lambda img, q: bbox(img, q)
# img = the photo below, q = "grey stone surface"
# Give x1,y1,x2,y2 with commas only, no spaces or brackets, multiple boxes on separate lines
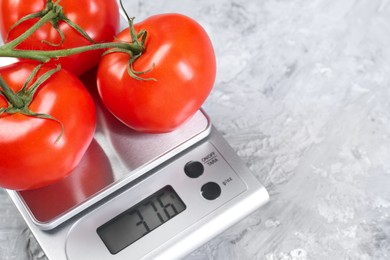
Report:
1,0,390,259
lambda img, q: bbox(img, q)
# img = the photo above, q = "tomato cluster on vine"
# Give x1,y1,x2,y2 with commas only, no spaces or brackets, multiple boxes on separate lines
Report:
0,0,216,190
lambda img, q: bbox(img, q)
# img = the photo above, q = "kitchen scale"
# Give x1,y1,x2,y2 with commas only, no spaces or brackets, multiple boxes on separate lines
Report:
2,54,269,259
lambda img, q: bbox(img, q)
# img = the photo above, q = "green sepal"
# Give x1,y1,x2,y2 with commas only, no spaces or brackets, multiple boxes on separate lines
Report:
0,64,64,143
63,17,96,44
41,24,65,47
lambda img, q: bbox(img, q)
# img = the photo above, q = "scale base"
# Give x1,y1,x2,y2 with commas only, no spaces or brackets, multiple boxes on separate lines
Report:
8,126,268,260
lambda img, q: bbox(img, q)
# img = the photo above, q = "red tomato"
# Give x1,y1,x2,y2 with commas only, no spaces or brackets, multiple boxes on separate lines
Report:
97,14,216,133
0,62,96,190
0,0,119,76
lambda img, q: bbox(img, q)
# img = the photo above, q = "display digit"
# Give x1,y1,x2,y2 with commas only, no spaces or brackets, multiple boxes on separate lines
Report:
144,200,164,223
157,193,178,219
130,209,150,235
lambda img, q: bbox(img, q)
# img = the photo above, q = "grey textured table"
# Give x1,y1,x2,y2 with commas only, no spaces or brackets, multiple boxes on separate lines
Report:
1,0,390,259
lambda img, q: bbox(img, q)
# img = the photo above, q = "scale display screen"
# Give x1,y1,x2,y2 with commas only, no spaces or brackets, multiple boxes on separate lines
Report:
97,186,186,254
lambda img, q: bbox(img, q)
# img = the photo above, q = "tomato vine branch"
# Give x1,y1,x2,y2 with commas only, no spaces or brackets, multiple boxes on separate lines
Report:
0,41,142,63
0,0,144,64
6,0,95,46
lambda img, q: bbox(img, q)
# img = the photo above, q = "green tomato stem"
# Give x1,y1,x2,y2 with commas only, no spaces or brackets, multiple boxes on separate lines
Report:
5,10,58,49
0,75,24,108
0,42,142,63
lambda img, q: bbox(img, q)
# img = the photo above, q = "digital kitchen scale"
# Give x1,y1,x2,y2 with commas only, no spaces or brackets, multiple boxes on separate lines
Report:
2,58,268,259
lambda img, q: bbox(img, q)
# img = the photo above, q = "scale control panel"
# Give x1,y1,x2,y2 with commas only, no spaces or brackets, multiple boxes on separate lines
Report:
65,141,248,259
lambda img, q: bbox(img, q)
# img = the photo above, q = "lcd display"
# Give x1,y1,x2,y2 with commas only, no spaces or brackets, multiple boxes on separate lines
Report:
97,186,186,254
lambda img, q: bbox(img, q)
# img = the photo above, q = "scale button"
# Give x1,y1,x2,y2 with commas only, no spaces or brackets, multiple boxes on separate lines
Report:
201,182,222,200
184,161,204,178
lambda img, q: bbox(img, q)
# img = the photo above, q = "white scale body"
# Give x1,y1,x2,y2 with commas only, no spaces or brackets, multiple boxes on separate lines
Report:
2,64,269,259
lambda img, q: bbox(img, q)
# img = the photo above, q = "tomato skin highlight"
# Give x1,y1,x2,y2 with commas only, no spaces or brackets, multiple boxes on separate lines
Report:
0,0,120,76
97,14,216,133
0,62,96,190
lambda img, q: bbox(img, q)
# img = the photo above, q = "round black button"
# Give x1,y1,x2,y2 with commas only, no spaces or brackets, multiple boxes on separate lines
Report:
201,182,221,200
184,161,204,178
